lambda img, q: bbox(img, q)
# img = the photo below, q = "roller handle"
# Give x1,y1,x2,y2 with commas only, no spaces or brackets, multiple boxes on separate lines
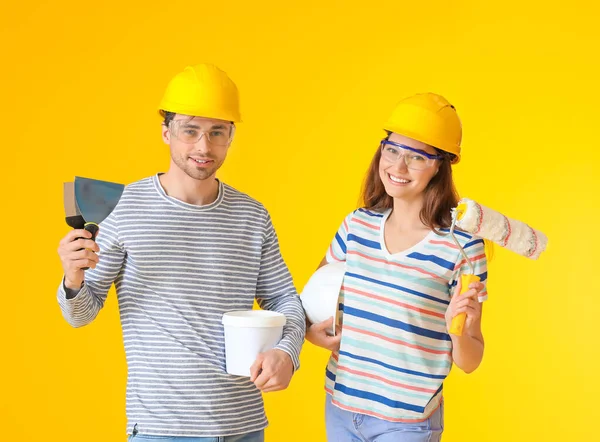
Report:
449,273,481,336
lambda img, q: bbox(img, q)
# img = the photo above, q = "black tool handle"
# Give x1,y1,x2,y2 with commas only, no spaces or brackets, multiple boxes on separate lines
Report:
78,223,99,270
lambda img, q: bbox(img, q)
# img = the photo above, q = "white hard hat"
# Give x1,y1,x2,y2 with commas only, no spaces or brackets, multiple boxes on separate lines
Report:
300,261,346,335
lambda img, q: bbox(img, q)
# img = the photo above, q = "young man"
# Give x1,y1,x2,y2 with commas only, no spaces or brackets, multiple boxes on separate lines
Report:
56,64,305,441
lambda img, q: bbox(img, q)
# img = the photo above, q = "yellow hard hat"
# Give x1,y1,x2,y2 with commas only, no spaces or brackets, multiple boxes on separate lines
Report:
383,92,462,163
159,63,241,123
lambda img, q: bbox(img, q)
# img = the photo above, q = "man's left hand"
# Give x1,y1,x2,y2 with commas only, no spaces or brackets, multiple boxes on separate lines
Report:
249,349,294,393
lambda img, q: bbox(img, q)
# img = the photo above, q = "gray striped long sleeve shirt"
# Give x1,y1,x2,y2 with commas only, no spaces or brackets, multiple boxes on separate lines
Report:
57,174,306,437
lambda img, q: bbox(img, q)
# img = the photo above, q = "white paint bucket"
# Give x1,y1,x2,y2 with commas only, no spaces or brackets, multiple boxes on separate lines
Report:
222,310,287,376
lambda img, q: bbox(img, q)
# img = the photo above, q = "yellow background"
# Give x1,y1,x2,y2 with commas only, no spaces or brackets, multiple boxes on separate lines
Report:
1,1,599,441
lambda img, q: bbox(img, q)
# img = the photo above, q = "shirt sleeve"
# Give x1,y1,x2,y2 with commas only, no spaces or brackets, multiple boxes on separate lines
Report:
325,211,355,263
254,211,305,371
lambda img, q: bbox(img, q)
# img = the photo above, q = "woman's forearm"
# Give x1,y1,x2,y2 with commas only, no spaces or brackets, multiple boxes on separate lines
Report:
451,330,484,373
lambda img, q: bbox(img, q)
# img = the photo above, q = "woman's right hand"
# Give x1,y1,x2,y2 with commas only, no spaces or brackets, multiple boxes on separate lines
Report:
306,317,341,351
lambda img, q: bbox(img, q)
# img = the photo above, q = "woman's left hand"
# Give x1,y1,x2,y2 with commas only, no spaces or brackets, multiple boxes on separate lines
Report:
445,279,485,334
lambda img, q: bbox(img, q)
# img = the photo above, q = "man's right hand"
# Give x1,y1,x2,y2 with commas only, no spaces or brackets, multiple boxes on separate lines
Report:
57,229,100,290
306,317,341,352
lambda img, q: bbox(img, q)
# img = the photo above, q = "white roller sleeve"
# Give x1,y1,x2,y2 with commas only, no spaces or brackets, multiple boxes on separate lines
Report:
455,198,548,260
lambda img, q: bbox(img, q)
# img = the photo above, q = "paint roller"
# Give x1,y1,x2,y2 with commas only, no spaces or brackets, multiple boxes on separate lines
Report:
448,198,548,336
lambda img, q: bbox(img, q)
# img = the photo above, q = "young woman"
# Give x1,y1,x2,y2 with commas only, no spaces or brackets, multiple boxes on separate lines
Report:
307,93,488,442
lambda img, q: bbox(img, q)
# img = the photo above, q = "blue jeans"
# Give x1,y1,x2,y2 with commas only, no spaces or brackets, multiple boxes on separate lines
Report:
127,430,264,442
325,395,443,442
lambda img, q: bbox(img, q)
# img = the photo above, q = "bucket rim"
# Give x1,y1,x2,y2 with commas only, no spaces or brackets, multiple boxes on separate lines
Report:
222,310,287,328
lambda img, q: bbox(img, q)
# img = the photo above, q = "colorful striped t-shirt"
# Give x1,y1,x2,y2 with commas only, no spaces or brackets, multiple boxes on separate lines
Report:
324,207,488,422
